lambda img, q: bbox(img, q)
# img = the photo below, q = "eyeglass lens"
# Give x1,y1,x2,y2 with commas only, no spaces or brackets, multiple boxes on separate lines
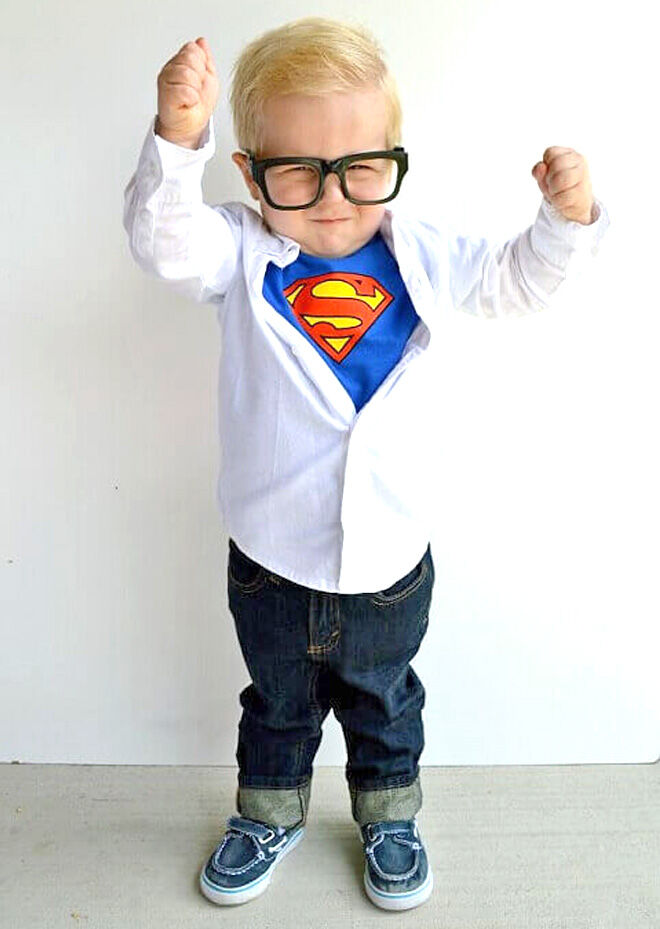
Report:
263,157,398,207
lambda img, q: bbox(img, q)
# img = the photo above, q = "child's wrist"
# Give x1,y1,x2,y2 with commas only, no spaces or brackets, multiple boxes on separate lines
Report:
155,116,205,150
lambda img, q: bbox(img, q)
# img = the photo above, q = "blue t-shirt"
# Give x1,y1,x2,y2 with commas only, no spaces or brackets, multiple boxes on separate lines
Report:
262,230,420,412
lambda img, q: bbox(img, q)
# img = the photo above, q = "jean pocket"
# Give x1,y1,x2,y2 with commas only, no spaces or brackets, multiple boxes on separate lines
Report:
228,539,267,595
369,547,431,607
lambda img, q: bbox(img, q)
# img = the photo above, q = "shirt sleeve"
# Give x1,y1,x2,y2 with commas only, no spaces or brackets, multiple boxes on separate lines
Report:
122,116,240,302
448,195,610,318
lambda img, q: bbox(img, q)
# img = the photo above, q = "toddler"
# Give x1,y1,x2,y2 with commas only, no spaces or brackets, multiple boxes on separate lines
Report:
123,17,609,911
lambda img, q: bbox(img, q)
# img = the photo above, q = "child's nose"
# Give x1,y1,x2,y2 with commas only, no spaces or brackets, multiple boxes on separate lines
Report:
320,172,346,203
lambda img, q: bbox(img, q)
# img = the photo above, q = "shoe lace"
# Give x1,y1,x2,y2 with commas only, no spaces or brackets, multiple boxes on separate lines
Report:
366,820,421,850
211,816,287,875
364,821,422,882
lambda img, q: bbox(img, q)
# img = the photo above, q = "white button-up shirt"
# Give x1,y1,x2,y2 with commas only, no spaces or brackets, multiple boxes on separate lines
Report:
123,116,610,593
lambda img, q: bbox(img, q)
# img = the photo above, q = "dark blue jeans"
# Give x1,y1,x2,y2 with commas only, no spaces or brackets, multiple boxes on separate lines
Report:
227,537,435,828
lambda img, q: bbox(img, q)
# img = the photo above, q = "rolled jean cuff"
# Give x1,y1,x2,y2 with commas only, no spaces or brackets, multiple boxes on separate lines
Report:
349,776,422,826
236,779,311,829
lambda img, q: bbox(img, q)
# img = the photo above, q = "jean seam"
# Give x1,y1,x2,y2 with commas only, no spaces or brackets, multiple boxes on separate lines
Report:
238,776,312,789
369,553,429,607
348,772,420,792
309,663,326,730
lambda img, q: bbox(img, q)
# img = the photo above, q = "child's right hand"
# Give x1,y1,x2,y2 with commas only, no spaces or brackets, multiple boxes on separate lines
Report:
156,37,219,149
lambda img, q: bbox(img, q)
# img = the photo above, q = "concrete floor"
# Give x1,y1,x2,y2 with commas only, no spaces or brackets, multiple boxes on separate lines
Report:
1,762,658,928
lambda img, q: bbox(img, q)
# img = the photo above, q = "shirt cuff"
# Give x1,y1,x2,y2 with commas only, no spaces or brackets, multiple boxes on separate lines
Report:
133,115,216,204
151,114,216,165
538,195,610,256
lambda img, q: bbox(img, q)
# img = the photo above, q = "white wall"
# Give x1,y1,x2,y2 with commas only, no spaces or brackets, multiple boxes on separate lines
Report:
2,0,658,765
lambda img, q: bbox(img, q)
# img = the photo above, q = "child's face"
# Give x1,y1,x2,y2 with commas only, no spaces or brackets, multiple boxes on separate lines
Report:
232,87,391,258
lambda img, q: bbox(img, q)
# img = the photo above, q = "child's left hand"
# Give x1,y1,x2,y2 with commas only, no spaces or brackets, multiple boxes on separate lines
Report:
531,147,595,224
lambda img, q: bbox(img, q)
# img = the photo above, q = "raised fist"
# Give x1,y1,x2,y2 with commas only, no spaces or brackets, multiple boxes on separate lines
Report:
156,37,219,148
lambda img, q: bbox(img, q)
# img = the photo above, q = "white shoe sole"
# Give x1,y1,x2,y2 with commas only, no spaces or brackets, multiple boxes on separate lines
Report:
364,864,434,911
199,826,304,906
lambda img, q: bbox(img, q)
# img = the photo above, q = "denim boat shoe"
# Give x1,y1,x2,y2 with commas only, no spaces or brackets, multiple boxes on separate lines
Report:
199,815,304,905
360,818,433,910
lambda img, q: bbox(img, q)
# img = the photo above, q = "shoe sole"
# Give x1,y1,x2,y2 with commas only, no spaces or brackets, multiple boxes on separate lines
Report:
364,864,434,911
199,826,304,906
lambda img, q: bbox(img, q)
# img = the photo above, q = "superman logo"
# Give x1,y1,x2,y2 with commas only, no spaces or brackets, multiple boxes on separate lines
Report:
283,272,393,363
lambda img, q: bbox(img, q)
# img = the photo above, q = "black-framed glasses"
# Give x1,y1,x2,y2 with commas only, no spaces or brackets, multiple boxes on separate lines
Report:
245,148,409,210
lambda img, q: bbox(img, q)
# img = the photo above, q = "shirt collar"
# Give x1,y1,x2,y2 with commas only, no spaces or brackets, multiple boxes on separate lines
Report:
248,204,433,339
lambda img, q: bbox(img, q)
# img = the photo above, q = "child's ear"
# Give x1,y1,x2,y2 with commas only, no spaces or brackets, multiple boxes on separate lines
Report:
231,152,261,201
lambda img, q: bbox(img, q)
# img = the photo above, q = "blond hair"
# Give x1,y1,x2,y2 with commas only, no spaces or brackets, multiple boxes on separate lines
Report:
229,17,402,152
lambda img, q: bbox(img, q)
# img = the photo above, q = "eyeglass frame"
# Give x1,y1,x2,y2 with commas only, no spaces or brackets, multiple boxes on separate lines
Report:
243,147,409,210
